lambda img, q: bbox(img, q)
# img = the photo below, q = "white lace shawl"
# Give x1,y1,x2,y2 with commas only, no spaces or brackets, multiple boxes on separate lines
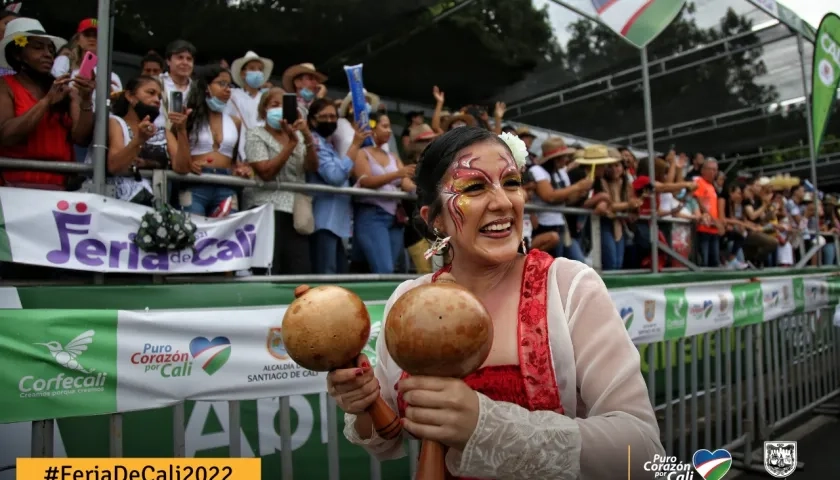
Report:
344,258,665,479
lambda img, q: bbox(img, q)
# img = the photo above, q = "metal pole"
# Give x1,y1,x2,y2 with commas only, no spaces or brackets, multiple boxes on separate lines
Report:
641,47,659,272
797,33,819,250
91,0,112,195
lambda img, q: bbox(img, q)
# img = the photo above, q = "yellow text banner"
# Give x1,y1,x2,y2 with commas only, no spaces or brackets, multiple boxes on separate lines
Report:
16,459,260,480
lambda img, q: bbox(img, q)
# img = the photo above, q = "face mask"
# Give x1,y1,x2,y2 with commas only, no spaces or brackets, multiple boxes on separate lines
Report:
300,87,315,102
266,107,283,129
313,121,338,138
245,71,265,89
133,101,160,123
206,96,228,113
259,87,270,95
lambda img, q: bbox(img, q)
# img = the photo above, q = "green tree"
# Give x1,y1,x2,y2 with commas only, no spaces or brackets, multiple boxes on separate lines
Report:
520,3,778,156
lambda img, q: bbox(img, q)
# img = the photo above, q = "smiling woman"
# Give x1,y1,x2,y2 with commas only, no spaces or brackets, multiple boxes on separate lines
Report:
324,126,665,479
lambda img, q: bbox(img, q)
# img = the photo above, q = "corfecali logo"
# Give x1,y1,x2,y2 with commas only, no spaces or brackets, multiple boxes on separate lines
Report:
19,330,108,398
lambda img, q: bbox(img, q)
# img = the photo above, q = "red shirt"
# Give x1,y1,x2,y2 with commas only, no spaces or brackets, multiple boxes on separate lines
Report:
0,75,73,187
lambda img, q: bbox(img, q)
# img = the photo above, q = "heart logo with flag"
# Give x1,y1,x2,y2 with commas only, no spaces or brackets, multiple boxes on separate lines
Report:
692,449,732,480
590,0,687,48
620,307,634,330
189,336,232,375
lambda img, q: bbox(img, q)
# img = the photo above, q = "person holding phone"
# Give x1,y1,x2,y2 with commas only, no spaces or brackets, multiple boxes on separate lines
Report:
51,18,122,94
243,87,318,274
78,75,190,206
305,97,371,274
0,18,94,189
175,65,250,217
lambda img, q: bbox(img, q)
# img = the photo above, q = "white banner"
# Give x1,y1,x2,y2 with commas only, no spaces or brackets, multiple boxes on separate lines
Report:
116,307,326,411
0,188,274,273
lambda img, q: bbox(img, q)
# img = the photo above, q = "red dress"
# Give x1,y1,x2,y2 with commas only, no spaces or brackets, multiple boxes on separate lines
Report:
0,75,74,188
396,249,564,480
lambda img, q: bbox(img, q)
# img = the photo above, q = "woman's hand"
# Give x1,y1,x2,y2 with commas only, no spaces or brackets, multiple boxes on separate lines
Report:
397,164,416,179
352,122,372,147
432,85,445,105
280,119,298,141
169,108,192,132
233,164,255,179
629,197,644,210
72,74,96,102
137,116,156,142
494,101,506,119
189,159,203,175
293,118,311,138
326,355,379,415
46,74,72,105
399,376,480,452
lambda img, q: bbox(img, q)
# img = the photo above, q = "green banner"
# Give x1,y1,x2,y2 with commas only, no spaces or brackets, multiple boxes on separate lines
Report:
747,0,816,42
812,13,840,154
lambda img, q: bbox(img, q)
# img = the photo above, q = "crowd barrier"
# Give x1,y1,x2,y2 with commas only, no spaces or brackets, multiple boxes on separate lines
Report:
0,157,836,279
1,269,839,479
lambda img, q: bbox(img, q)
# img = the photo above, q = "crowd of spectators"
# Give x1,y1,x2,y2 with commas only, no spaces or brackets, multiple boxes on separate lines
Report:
0,13,837,279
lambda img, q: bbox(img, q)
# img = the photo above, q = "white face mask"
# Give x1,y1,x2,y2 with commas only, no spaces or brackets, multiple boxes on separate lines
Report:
451,121,467,129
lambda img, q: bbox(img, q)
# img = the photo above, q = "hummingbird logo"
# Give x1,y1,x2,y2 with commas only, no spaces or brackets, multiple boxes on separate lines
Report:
36,330,96,374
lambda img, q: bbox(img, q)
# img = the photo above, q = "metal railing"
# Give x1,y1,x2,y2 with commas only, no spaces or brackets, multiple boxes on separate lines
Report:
11,307,839,478
0,156,836,283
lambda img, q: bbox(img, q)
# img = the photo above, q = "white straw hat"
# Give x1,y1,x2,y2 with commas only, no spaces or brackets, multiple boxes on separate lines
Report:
0,18,66,69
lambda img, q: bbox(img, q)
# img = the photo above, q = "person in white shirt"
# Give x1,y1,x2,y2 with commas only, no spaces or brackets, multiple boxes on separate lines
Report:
226,51,273,161
157,40,195,130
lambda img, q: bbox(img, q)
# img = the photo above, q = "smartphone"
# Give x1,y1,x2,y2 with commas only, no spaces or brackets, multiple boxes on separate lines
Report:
77,51,97,80
169,91,183,114
282,94,298,123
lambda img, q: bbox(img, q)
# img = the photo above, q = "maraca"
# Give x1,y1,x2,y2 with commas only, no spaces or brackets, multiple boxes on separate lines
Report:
385,273,493,480
281,285,401,440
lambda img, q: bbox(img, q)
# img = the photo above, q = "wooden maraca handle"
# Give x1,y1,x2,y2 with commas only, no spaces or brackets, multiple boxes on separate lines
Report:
416,439,446,480
341,356,402,440
294,285,402,440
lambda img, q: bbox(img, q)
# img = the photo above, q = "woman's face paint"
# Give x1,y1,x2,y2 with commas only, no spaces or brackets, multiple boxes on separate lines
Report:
437,140,525,263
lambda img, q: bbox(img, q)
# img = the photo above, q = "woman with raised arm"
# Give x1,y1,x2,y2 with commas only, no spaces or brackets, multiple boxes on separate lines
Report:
326,126,663,479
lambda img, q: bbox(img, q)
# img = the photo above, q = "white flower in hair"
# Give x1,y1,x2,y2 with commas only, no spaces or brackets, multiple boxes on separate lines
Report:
499,132,528,169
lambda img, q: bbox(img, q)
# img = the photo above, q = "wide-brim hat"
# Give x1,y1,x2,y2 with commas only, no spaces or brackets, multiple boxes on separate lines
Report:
0,18,66,69
769,174,800,191
338,89,381,117
516,126,536,139
575,145,621,165
537,136,576,165
442,113,476,131
230,51,274,88
281,62,327,92
409,123,438,143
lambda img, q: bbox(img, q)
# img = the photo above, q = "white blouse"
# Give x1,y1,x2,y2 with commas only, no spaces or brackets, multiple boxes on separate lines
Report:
344,258,664,479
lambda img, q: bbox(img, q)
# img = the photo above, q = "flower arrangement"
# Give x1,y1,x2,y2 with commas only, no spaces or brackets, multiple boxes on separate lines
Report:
134,205,197,253
498,132,528,169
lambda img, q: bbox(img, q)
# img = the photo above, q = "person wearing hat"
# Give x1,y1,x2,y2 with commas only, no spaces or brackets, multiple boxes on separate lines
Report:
281,62,327,118
51,18,122,93
334,89,383,157
516,126,538,165
527,137,592,261
401,110,425,151
0,9,18,76
441,110,477,131
0,17,95,189
226,51,274,160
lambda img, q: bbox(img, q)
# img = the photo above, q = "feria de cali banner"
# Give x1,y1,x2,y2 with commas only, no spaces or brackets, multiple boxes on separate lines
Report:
812,12,840,154
0,187,274,273
1,274,839,426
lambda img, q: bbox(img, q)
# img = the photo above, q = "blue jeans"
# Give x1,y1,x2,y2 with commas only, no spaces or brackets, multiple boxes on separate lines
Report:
697,232,721,267
562,238,586,263
600,218,625,270
179,168,238,216
353,204,404,274
823,242,837,266
311,229,347,274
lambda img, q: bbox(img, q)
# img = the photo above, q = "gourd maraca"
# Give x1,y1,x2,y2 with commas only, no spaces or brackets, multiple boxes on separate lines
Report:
385,273,494,480
281,285,401,440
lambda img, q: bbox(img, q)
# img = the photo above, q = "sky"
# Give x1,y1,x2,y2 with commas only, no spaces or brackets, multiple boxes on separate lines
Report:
531,0,837,101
